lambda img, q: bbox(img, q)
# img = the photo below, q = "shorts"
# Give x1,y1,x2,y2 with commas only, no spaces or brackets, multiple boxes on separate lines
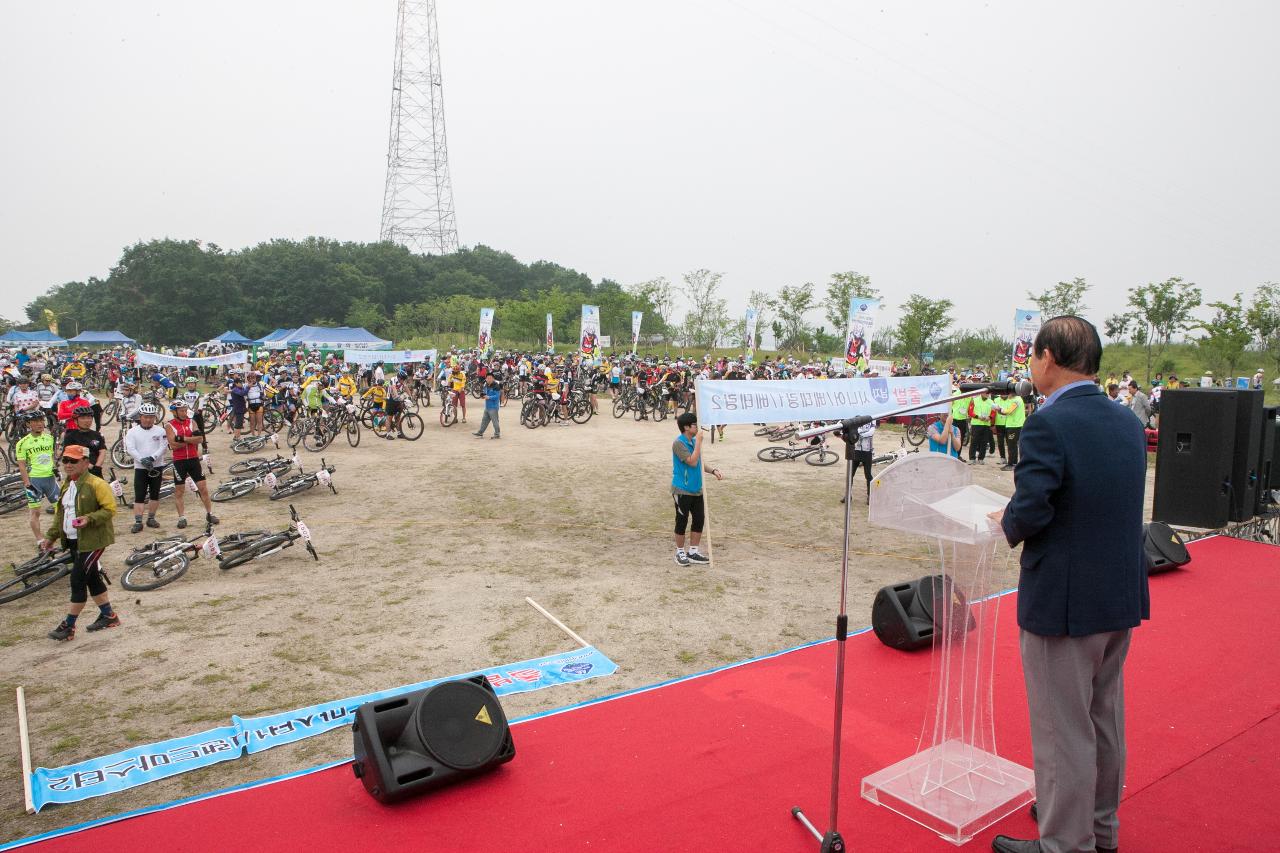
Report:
248,402,263,412
172,457,205,485
26,476,59,509
231,409,245,429
386,399,402,416
134,470,162,503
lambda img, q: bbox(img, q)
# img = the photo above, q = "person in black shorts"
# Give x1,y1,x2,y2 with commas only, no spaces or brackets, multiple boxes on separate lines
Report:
671,412,724,566
61,406,108,479
165,400,219,529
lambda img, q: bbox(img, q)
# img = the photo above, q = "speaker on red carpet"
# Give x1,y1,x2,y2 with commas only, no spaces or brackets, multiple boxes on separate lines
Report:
1144,522,1190,574
1153,389,1256,528
352,675,515,803
871,575,975,651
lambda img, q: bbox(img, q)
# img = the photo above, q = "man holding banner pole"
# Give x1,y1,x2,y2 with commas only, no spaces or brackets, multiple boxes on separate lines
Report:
671,412,723,567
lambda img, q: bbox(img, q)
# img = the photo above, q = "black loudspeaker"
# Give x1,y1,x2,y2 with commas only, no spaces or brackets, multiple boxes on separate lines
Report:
351,675,515,803
1144,522,1190,574
1258,407,1277,513
1153,390,1239,528
871,574,975,651
1229,390,1264,522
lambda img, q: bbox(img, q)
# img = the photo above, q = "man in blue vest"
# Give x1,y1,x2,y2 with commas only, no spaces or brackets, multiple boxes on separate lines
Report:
671,413,724,566
989,316,1147,853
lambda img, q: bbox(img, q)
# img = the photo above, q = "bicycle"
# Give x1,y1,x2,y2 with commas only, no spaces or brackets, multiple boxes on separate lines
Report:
227,454,296,476
231,432,279,454
905,415,929,447
873,446,921,466
216,504,318,570
269,458,336,501
0,548,75,604
756,437,840,466
211,459,297,502
121,526,270,590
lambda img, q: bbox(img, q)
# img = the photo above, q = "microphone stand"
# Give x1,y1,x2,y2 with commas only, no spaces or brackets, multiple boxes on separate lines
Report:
789,385,1004,852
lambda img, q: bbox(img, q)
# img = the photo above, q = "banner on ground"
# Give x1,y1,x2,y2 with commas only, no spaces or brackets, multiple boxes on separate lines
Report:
844,297,880,372
744,308,758,364
546,313,554,353
631,311,643,353
478,308,495,352
695,376,951,426
29,646,617,810
343,349,436,366
1012,308,1040,371
580,305,600,358
135,350,249,368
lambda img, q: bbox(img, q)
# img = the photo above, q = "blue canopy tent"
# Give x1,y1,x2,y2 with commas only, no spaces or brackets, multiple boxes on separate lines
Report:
0,330,69,348
285,325,392,351
253,328,291,345
67,330,138,346
211,330,253,344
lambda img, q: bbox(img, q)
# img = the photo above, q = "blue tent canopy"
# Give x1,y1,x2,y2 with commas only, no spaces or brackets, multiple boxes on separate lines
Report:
285,325,391,350
212,330,253,344
66,330,137,345
253,328,291,345
0,330,69,347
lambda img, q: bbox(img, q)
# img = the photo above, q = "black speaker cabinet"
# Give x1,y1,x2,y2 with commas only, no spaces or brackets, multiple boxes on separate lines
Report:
1153,389,1239,528
1229,390,1264,522
1259,406,1277,512
352,675,515,803
1144,522,1190,574
871,574,975,651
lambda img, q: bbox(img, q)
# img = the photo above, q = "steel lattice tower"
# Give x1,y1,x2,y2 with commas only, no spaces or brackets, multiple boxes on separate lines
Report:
379,0,459,254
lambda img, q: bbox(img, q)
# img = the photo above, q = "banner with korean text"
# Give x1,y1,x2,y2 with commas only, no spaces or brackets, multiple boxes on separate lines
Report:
844,297,880,372
744,308,758,364
546,313,554,353
135,350,249,368
580,305,600,358
343,349,436,366
631,311,643,353
29,646,617,810
478,307,495,352
695,376,951,426
1011,308,1041,371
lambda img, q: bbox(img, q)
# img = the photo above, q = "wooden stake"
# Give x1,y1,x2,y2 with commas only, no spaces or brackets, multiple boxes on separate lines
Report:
525,597,590,648
17,687,34,814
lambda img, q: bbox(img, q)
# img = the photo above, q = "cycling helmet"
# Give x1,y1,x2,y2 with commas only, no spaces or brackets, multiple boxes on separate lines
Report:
138,402,160,417
22,409,45,421
170,400,188,411
72,405,93,417
40,374,52,382
185,376,198,384
65,381,83,391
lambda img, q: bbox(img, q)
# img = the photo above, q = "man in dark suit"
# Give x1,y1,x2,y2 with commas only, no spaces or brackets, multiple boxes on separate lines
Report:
988,316,1148,853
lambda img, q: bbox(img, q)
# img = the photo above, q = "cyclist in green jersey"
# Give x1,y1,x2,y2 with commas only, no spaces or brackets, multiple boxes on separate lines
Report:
15,410,60,542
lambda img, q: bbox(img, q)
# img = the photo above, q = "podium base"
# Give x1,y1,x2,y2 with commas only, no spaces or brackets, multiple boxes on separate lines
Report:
861,739,1035,846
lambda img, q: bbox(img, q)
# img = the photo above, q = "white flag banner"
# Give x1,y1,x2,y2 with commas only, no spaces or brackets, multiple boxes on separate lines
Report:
1012,308,1041,372
631,311,643,353
343,349,436,366
580,305,600,358
136,350,249,368
744,308,759,364
546,313,554,353
844,298,880,372
478,308,495,352
694,376,951,426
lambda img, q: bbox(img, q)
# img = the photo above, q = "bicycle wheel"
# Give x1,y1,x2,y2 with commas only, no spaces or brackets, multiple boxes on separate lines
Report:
0,553,73,604
220,534,291,569
269,478,315,501
769,427,797,442
124,537,184,566
101,400,118,426
228,458,265,475
399,413,424,440
905,416,928,447
217,530,271,554
0,490,27,516
212,480,258,502
652,401,668,422
111,438,134,468
287,419,308,449
439,401,457,428
633,398,649,421
346,420,361,447
753,425,773,436
805,448,840,466
303,425,332,452
757,447,792,461
571,399,593,424
263,408,285,433
121,552,190,591
612,398,628,419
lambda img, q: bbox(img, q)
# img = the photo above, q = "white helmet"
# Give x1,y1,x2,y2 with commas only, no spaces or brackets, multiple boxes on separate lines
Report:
139,402,161,417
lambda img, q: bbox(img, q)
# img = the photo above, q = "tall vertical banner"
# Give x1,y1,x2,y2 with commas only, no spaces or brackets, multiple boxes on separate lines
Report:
580,305,600,358
1011,308,1041,371
546,313,555,353
744,308,759,364
478,307,495,353
844,297,880,373
631,311,643,354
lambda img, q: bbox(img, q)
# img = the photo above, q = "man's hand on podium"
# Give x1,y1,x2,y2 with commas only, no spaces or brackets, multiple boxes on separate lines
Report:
987,508,1005,527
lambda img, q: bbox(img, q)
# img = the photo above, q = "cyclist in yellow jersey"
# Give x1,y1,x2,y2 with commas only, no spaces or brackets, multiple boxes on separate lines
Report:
449,367,467,423
61,361,86,380
336,374,357,399
361,382,387,408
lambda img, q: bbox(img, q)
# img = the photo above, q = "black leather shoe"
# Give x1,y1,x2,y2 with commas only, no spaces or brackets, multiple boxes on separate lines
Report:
991,837,1041,853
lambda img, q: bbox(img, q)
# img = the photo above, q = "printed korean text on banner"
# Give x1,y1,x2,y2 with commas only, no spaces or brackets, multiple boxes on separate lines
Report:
844,297,880,373
744,308,759,364
546,313,555,353
478,308,495,353
1012,308,1041,371
631,311,643,353
29,646,618,810
580,305,600,358
343,349,436,366
695,376,951,426
135,350,249,368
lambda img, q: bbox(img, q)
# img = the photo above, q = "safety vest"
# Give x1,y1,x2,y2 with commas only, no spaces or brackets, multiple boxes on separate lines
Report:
970,397,994,423
950,393,970,421
1003,396,1026,428
672,434,702,494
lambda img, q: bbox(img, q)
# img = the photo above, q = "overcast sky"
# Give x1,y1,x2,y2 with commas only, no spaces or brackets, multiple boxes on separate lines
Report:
3,1,1278,338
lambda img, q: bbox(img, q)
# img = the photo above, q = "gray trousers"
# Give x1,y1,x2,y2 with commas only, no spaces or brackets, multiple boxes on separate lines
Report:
477,408,500,436
1020,628,1131,853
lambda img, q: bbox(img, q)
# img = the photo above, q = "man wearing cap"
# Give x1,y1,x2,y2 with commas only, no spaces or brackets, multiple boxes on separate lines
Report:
671,412,725,566
15,411,60,542
61,406,108,479
42,444,119,641
165,399,218,529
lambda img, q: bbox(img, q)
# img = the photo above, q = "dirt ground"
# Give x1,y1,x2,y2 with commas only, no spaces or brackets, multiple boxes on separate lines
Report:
0,403,1156,844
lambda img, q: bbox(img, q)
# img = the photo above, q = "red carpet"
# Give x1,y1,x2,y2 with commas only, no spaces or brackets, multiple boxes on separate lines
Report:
14,536,1280,852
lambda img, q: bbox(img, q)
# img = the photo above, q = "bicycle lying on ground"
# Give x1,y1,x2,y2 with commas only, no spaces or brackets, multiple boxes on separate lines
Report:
216,504,318,570
756,436,840,466
268,458,337,501
0,548,75,604
231,432,279,454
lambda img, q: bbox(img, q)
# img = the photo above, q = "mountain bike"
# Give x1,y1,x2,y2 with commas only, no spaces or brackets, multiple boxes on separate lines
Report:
227,454,296,476
231,432,279,454
269,459,336,501
905,415,929,447
216,504,318,570
756,437,840,466
873,446,921,466
0,548,75,604
121,526,269,590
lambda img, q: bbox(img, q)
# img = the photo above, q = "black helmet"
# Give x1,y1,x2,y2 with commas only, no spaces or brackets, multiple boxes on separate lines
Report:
73,405,94,417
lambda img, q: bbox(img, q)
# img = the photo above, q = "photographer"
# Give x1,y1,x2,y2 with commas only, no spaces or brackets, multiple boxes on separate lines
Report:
124,402,168,532
671,413,724,567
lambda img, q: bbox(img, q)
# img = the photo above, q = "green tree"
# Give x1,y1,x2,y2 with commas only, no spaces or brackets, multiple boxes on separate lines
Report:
1196,294,1252,381
344,297,388,335
1246,281,1280,375
770,283,816,351
895,294,955,364
679,269,729,348
1028,277,1090,317
822,271,879,333
1121,277,1203,382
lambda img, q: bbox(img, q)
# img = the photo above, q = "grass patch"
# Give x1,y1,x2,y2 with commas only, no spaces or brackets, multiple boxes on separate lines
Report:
193,672,230,685
676,650,697,664
195,596,231,608
52,735,82,753
248,681,272,693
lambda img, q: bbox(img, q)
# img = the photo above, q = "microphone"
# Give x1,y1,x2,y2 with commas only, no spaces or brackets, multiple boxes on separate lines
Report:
957,379,1035,396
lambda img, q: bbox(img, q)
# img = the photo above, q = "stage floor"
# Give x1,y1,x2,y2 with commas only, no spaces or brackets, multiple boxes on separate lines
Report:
9,535,1279,853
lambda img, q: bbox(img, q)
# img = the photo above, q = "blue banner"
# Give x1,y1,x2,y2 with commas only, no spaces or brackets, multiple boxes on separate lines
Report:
30,646,617,810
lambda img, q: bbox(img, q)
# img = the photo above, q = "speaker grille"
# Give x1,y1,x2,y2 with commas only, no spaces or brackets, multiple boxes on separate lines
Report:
415,681,508,770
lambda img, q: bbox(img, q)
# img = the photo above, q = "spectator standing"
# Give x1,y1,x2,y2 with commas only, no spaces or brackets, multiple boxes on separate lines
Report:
950,388,971,446
671,413,724,566
61,406,107,478
473,373,502,439
165,400,219,530
1127,380,1152,427
124,403,169,532
15,411,60,542
43,445,119,641
998,390,1026,471
967,390,994,464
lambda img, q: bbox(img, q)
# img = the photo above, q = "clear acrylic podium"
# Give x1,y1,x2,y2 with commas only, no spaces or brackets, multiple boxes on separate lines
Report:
860,454,1035,845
